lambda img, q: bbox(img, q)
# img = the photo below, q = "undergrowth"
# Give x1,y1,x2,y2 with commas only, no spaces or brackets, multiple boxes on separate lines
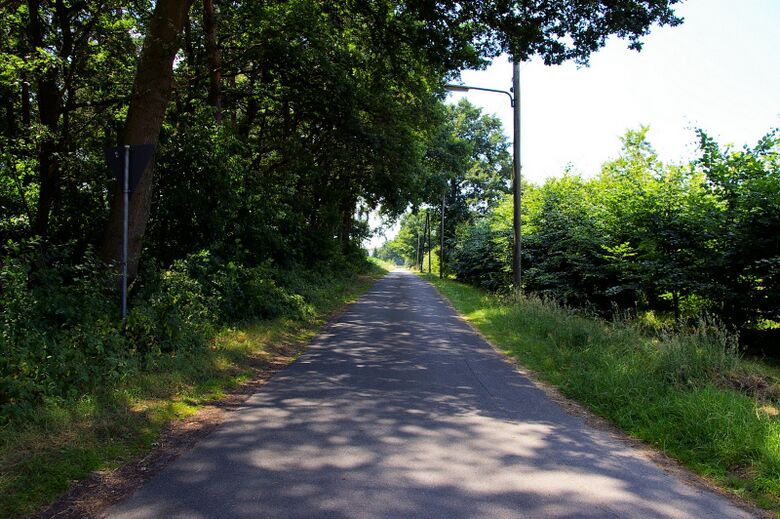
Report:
422,273,780,515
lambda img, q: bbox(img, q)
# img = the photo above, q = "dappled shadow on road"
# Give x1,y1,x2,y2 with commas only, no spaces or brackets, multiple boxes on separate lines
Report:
108,271,750,519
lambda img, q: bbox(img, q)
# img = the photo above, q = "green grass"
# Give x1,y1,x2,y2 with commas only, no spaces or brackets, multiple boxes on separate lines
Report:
0,263,387,518
421,273,780,515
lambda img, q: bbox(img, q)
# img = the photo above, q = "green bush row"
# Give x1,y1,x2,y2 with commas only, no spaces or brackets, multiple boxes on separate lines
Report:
0,240,349,421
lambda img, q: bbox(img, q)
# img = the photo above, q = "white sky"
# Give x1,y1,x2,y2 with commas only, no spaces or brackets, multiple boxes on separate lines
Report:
368,0,780,248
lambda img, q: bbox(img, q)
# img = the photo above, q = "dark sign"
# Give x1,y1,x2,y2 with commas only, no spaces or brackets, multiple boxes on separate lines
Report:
104,144,156,194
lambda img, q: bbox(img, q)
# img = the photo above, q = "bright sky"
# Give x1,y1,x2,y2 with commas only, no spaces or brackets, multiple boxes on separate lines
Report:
368,0,780,248
451,0,780,184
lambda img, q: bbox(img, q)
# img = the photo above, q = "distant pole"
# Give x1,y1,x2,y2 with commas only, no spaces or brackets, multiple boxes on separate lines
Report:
121,144,130,325
421,213,427,271
426,210,431,273
415,230,421,271
439,195,445,278
512,60,522,290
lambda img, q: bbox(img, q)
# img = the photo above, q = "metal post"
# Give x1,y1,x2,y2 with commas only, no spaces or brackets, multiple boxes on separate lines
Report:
439,195,445,279
121,144,130,325
415,230,420,271
426,210,431,273
417,215,428,272
512,61,522,290
444,76,521,288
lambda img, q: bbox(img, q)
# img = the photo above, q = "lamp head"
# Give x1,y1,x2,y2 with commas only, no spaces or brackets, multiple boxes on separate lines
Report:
444,84,470,92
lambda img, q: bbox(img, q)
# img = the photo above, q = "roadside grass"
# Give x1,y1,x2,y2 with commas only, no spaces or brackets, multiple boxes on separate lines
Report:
421,273,780,514
0,263,386,518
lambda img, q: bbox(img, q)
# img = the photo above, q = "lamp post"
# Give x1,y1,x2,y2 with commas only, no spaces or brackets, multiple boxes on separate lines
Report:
445,62,522,289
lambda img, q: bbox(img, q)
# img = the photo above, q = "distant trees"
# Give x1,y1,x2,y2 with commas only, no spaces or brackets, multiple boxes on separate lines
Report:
395,126,779,330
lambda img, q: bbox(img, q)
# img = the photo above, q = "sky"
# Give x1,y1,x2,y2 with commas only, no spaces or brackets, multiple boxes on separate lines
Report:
368,0,780,248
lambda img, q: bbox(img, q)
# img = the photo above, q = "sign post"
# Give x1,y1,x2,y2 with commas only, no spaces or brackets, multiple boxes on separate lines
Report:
105,144,155,325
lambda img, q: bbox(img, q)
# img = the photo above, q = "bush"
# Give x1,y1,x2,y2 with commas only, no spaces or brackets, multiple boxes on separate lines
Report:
0,243,331,422
0,241,127,419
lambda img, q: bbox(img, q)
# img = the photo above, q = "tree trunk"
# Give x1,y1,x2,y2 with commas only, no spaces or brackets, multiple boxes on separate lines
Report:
101,0,192,276
28,0,62,238
202,0,222,123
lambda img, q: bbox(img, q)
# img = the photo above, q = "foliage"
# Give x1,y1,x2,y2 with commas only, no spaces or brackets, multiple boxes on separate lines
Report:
0,240,347,422
402,126,780,335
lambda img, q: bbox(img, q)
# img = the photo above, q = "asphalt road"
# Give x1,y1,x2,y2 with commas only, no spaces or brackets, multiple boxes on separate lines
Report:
107,270,753,519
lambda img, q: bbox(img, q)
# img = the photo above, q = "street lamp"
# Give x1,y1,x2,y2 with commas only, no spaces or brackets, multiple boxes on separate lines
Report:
445,61,522,290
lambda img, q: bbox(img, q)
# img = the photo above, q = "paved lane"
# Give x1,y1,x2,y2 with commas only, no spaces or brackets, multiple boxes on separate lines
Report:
107,270,752,518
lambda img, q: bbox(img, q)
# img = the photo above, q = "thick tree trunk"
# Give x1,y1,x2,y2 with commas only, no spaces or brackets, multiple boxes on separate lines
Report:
28,0,62,238
101,0,191,276
202,0,222,123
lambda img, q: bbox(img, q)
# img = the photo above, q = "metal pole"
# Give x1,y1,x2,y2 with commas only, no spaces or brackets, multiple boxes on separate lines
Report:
426,210,431,273
512,61,522,290
415,230,420,271
122,144,130,325
440,195,445,279
420,214,426,271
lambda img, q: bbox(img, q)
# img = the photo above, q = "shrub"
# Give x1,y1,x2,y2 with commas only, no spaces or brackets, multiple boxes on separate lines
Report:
0,243,321,422
0,241,127,419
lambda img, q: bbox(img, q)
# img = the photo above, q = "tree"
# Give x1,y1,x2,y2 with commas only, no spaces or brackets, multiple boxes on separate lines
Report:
698,129,780,326
401,0,682,65
101,0,192,277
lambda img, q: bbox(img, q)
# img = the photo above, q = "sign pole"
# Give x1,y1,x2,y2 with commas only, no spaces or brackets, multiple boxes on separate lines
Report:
122,144,130,325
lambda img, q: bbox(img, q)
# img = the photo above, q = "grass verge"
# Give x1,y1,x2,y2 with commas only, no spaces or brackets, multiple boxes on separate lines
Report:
0,262,387,518
421,273,780,515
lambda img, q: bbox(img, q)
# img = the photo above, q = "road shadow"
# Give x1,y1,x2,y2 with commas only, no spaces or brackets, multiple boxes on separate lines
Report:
107,271,752,519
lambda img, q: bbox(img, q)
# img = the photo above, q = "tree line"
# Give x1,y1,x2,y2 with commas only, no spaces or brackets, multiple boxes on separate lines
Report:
386,123,779,335
0,1,682,418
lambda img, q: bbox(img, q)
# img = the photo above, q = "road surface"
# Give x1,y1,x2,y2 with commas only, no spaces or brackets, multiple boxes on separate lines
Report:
107,270,753,518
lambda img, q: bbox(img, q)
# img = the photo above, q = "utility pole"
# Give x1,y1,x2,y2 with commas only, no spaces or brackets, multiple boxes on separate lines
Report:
426,210,431,273
415,230,421,271
444,60,523,289
420,214,427,271
512,61,522,290
439,195,445,278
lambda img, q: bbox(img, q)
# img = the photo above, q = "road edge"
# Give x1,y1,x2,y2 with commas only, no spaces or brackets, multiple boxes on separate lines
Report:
415,272,769,519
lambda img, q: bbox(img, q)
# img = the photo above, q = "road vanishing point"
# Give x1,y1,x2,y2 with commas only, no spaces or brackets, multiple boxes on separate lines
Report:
107,270,753,519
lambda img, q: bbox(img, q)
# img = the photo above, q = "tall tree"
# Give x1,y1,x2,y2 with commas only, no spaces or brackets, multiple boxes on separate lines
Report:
101,0,192,276
202,0,222,123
